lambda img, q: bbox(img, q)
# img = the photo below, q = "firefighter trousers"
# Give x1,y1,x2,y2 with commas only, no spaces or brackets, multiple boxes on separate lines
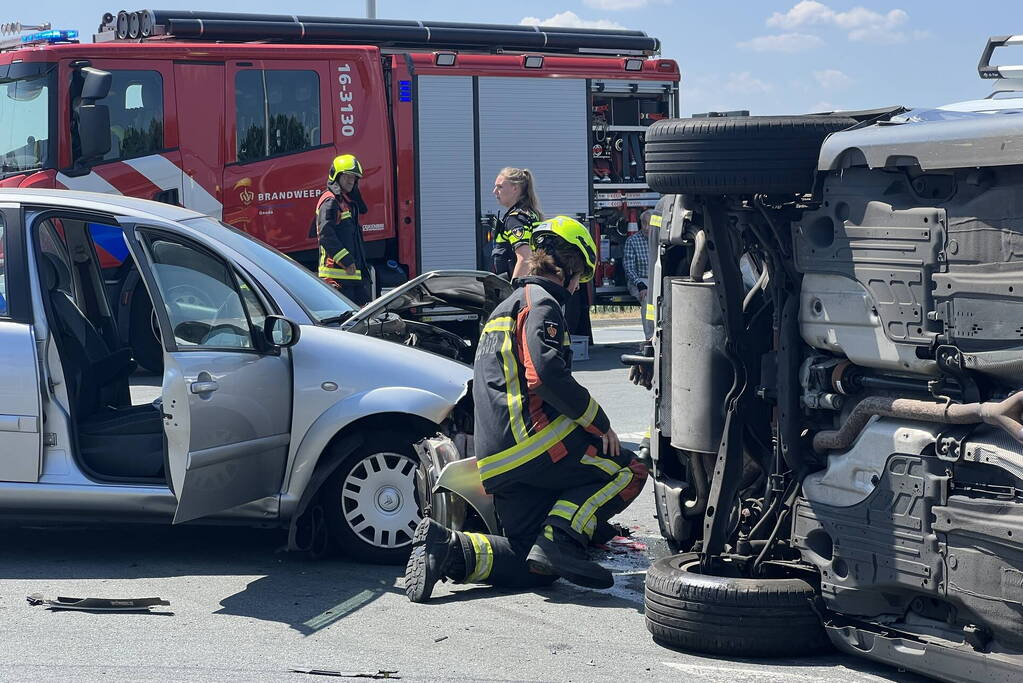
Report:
456,446,648,588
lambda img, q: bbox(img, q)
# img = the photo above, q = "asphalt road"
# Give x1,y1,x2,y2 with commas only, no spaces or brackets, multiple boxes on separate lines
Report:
0,324,925,682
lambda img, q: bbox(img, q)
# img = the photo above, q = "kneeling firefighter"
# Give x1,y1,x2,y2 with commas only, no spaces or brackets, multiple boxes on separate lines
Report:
405,216,648,602
316,154,371,305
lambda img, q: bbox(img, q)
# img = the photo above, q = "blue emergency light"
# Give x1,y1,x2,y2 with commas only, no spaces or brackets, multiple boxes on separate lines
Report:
21,29,78,44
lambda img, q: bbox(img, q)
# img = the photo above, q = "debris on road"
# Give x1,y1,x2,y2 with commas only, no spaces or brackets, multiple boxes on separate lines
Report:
26,594,171,612
433,636,448,643
291,669,400,679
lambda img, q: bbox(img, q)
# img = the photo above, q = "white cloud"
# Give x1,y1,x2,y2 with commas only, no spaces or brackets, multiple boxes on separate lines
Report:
766,1,920,44
738,33,824,53
583,0,652,9
724,72,773,94
808,101,845,113
813,69,851,89
520,11,625,30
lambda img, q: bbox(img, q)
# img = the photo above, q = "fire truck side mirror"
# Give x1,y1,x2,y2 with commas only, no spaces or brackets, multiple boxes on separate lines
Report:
79,66,112,101
77,104,111,161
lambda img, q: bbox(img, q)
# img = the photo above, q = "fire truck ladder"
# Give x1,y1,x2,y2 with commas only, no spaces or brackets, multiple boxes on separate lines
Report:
96,9,660,56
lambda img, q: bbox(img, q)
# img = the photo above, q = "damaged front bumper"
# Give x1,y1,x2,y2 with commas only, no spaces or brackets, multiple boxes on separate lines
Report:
414,434,498,535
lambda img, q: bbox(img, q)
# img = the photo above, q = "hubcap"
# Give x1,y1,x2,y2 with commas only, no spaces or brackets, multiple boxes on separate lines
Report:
341,451,421,550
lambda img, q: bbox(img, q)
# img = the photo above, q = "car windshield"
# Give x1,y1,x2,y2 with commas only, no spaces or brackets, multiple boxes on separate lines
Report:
181,216,357,324
0,71,52,177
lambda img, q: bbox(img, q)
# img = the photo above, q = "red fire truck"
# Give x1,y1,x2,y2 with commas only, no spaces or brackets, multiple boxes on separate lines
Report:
0,11,678,365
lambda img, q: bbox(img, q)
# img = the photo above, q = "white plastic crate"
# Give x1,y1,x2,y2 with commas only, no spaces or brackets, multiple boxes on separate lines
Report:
570,335,590,361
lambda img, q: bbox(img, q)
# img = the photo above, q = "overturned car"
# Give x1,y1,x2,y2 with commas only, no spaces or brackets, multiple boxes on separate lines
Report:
640,36,1023,681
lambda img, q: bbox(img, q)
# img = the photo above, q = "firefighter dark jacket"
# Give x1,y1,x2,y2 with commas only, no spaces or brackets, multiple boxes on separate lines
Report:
472,276,611,490
316,191,366,281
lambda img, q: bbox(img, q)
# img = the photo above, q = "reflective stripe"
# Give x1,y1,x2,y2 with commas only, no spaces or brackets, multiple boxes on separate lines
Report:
482,317,514,334
482,316,528,443
571,468,632,538
319,267,362,279
501,331,529,443
575,397,599,429
339,210,352,220
549,499,579,522
333,248,350,262
477,415,576,481
580,453,619,476
464,532,493,582
645,303,655,321
650,214,663,227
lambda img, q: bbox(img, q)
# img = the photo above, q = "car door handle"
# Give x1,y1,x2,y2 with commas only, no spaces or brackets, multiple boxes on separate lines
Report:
190,380,219,394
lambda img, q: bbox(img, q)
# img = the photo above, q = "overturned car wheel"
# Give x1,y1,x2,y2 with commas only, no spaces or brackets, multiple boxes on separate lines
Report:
645,553,831,658
322,434,423,565
644,116,858,196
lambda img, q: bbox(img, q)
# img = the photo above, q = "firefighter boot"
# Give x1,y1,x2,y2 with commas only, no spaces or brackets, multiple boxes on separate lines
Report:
526,526,613,589
404,518,465,603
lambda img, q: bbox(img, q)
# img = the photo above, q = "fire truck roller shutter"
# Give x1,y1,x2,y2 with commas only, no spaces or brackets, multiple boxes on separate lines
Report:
477,78,589,229
416,76,478,272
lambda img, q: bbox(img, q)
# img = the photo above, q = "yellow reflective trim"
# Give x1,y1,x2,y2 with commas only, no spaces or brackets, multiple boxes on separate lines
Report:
650,214,663,227
571,469,632,538
575,397,599,429
339,210,352,220
580,453,619,476
645,303,655,321
549,500,579,522
543,525,554,542
333,248,350,262
477,415,576,481
464,532,494,583
319,267,362,280
501,331,529,444
482,316,514,334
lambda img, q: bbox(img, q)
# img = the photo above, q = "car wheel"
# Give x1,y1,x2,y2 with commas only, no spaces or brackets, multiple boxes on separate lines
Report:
323,434,423,564
129,288,163,374
644,116,858,196
645,553,831,657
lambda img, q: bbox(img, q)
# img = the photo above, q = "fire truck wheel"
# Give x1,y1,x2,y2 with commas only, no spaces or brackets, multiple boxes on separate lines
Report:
644,116,858,196
322,433,423,564
129,289,164,374
645,553,832,657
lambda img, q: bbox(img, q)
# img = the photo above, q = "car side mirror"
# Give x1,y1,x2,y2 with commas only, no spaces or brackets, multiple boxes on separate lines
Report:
264,315,300,348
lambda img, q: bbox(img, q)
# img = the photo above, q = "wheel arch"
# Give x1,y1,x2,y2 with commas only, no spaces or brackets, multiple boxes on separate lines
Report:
282,400,447,553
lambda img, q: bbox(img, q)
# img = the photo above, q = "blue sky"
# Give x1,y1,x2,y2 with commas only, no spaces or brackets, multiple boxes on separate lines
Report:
28,1,1023,114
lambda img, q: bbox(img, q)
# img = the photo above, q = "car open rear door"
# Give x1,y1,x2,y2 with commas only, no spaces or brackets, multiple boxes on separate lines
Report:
0,204,42,483
120,219,292,523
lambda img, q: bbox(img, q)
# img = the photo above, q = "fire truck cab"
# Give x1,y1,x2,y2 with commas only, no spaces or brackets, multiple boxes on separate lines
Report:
0,12,679,368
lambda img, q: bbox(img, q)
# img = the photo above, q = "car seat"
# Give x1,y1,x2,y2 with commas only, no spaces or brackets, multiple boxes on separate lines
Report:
40,252,135,418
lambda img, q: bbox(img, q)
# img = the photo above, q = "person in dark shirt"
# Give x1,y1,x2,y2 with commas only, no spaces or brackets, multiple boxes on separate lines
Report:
491,167,542,280
315,154,371,305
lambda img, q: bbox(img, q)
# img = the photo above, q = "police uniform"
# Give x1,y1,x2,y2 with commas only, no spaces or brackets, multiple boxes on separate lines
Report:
316,190,370,305
453,275,647,587
492,204,539,279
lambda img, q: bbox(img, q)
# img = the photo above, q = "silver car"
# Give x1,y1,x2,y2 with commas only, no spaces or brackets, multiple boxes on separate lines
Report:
0,188,507,563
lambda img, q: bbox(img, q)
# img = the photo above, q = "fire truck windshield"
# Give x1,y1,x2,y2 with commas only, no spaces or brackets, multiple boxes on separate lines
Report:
0,72,52,177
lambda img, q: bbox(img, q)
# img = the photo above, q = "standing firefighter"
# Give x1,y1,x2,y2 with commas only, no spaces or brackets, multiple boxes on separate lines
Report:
405,216,648,602
316,154,371,304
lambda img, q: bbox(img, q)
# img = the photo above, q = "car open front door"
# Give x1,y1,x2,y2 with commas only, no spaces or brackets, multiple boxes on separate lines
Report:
119,219,293,523
0,204,43,483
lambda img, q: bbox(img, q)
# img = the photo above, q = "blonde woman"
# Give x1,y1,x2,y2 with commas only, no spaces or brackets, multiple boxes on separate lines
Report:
491,167,543,280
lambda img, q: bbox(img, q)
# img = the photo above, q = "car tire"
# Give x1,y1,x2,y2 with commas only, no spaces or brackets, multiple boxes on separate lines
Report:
644,116,858,196
322,433,423,565
644,553,831,657
129,288,163,374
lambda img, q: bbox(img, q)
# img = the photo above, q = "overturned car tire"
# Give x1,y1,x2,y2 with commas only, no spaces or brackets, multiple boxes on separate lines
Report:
645,553,831,658
644,116,857,196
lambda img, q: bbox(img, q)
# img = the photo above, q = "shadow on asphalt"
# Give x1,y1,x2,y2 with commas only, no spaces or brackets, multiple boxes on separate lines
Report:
0,524,404,636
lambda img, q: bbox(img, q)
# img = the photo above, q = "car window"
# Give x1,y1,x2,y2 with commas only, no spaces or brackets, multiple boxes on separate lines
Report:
180,216,357,323
144,234,256,350
235,69,321,163
94,70,165,164
0,215,7,317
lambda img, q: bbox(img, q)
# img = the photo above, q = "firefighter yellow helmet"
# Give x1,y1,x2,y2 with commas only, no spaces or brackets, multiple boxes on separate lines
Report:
530,216,597,283
328,154,363,181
